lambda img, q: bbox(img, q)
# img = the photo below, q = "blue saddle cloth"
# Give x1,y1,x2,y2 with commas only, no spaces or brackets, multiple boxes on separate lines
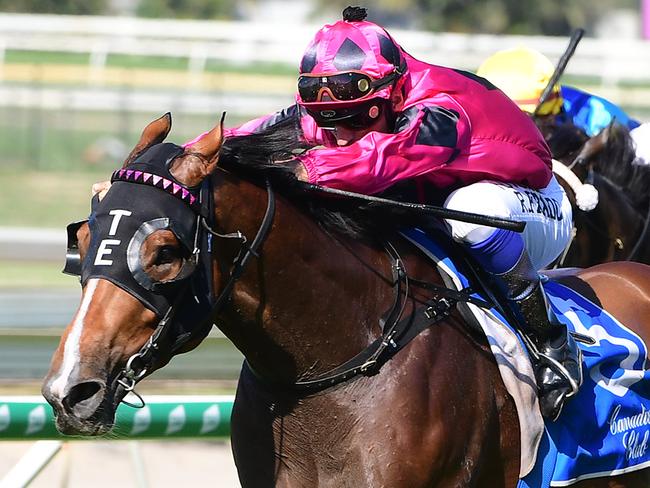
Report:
522,280,650,487
403,229,650,487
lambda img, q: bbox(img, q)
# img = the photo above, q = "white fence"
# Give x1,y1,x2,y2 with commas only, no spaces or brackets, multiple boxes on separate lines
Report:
1,13,650,85
0,13,649,121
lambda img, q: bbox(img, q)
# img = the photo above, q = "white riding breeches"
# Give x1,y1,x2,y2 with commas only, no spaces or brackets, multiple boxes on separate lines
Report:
443,176,573,270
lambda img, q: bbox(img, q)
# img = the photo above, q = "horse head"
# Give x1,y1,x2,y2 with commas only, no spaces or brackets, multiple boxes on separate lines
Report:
546,121,650,266
42,113,224,435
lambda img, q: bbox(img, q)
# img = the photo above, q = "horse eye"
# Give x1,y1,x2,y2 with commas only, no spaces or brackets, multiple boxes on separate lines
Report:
155,245,181,265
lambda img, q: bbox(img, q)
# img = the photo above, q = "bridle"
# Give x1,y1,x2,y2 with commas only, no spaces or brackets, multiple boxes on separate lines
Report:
63,158,278,408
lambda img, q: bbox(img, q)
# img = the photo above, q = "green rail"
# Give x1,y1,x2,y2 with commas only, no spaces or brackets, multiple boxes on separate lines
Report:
0,395,233,440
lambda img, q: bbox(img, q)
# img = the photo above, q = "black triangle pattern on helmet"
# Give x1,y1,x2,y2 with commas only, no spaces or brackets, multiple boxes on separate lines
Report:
378,33,400,68
301,43,319,73
333,38,366,71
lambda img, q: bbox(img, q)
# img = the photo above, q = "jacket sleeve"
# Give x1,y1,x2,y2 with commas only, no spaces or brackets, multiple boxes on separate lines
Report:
298,104,468,194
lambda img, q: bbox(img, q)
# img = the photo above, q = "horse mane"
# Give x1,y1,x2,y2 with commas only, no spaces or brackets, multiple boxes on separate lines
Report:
544,123,589,161
219,114,310,181
219,114,423,240
590,124,650,211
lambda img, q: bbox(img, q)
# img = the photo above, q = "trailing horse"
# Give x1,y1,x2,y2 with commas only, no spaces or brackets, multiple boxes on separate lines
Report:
43,114,650,487
544,122,650,267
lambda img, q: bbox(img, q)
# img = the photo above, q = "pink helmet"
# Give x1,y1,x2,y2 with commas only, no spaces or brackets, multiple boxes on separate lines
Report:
297,7,407,127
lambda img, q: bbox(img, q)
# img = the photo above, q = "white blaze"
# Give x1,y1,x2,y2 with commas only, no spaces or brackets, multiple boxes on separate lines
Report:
49,279,99,398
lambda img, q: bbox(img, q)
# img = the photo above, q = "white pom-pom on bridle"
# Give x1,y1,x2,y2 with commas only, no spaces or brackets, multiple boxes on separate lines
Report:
552,159,599,212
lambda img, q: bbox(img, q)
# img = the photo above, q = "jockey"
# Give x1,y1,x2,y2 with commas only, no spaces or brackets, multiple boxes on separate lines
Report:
476,46,650,167
187,7,580,420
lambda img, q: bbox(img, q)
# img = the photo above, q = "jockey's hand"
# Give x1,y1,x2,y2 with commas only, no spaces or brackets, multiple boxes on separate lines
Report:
92,180,111,201
294,163,309,182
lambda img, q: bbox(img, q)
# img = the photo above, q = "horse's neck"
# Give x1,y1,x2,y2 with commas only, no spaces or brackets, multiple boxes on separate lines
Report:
211,173,400,384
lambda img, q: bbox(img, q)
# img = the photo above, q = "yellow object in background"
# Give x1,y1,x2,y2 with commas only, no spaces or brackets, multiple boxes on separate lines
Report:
476,46,563,116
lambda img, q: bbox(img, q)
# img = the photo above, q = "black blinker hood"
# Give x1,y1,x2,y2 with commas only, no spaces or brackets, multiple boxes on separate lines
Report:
79,143,214,343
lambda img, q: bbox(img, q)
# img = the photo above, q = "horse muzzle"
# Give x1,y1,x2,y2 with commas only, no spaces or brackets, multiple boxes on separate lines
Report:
42,376,116,436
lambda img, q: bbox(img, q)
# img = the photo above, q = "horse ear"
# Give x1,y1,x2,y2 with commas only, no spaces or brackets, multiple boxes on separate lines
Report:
122,113,172,168
171,113,226,187
188,112,226,164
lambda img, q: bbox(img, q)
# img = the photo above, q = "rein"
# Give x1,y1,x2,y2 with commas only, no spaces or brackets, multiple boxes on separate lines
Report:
627,202,650,261
206,179,276,312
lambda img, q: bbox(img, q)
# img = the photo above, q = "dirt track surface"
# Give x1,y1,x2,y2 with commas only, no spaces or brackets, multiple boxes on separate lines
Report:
0,439,241,487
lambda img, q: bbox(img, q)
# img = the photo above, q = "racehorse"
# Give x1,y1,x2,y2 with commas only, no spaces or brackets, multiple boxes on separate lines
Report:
543,122,650,267
42,114,650,487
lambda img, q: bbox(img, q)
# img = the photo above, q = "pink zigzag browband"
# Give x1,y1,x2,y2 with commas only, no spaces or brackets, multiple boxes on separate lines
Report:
111,168,201,212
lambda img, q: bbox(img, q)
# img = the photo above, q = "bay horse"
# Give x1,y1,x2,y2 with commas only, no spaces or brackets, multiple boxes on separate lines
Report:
543,122,650,267
42,113,650,487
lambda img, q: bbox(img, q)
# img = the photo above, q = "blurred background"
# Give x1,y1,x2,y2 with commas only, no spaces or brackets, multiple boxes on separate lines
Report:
0,0,648,485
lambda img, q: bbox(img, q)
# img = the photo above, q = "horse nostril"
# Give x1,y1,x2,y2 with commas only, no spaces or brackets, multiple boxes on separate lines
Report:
62,381,105,420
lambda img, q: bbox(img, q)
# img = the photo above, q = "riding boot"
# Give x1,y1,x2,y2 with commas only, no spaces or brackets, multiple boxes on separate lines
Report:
494,250,583,421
